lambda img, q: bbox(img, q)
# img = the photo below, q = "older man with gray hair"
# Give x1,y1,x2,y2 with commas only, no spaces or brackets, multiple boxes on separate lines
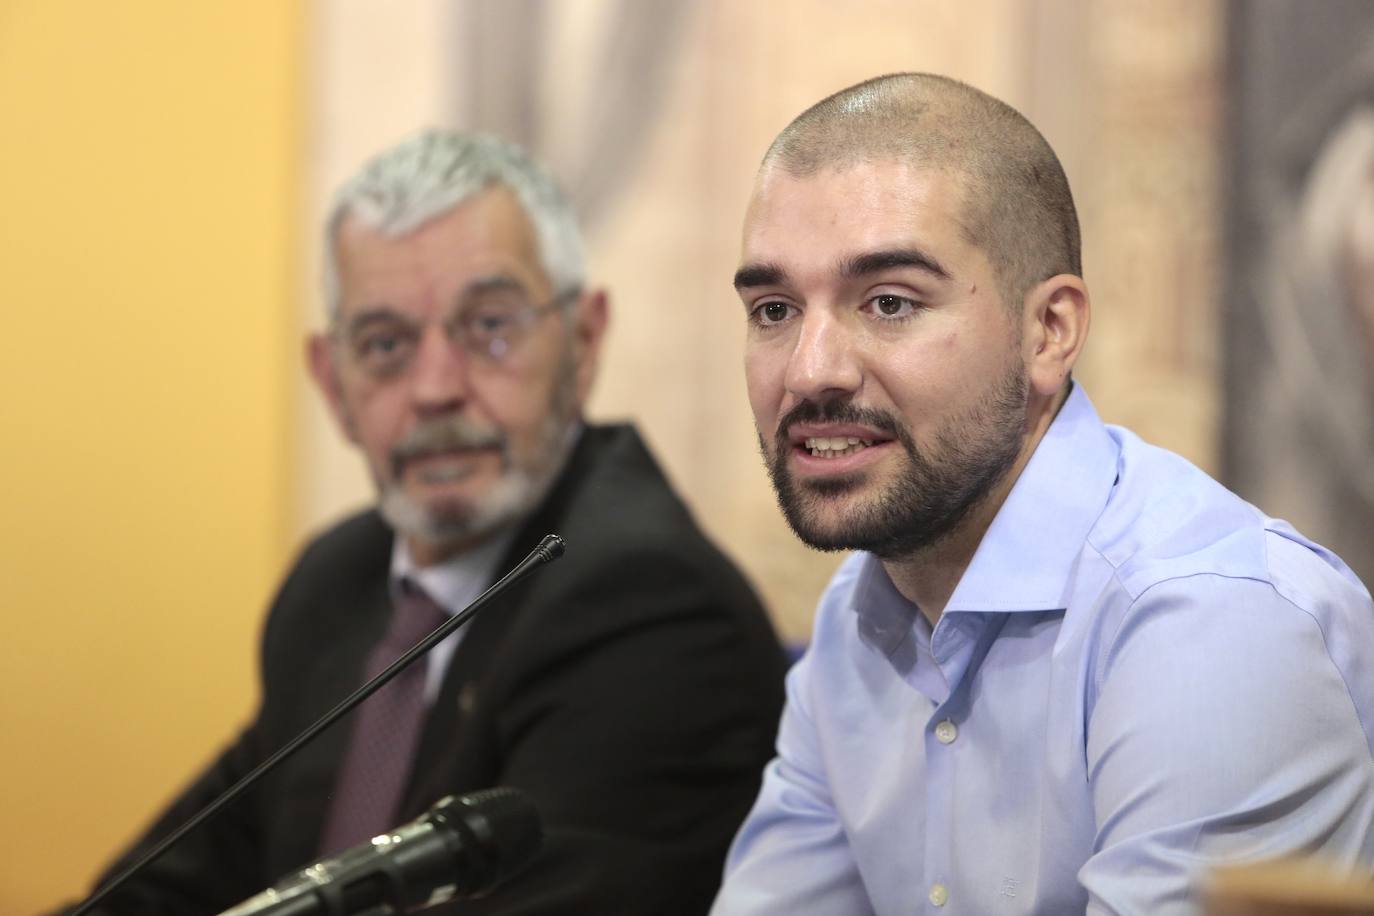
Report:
76,129,787,915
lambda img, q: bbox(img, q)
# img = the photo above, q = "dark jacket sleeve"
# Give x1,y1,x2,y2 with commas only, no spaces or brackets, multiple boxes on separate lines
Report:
56,723,274,915
56,516,390,916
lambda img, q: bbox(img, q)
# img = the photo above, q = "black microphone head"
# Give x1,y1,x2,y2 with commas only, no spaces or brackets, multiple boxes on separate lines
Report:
535,534,566,563
428,787,543,895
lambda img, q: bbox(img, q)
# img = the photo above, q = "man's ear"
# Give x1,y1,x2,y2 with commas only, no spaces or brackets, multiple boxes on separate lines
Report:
1022,274,1090,399
570,288,610,406
306,332,359,443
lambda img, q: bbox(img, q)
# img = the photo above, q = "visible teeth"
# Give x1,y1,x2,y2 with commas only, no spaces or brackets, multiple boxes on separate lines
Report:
802,436,873,459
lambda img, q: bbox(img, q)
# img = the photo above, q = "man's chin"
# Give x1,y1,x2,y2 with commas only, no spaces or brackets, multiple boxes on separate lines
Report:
782,517,871,554
379,474,540,553
778,497,876,553
794,472,871,499
381,490,479,546
777,480,946,557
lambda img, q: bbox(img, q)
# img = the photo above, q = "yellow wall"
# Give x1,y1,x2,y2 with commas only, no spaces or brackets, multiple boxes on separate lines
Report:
0,2,300,910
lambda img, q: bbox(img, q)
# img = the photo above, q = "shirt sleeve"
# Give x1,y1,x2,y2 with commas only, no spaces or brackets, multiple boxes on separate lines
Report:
1080,572,1374,914
711,652,876,916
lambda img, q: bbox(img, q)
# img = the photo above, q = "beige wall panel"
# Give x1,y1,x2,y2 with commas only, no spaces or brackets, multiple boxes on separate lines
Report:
1067,0,1224,470
583,0,1034,640
299,0,1038,641
294,0,1225,643
296,0,461,534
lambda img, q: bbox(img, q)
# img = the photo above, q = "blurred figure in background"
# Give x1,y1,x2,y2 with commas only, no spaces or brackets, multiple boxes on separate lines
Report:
713,73,1374,915
1226,31,1374,593
72,130,787,915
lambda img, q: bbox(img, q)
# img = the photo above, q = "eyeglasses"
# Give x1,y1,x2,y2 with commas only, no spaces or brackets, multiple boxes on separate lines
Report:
337,287,579,380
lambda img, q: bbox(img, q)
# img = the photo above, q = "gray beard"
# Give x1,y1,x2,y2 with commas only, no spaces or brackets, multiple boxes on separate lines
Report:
378,422,573,549
765,362,1028,560
378,351,580,552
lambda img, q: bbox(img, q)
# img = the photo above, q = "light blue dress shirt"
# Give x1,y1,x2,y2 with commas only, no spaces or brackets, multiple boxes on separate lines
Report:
713,385,1374,915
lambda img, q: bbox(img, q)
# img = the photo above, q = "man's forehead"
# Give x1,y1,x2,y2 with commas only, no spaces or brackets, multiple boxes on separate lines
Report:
740,159,973,270
749,156,965,205
334,187,551,298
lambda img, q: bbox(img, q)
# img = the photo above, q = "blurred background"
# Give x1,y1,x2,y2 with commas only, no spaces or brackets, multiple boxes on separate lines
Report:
1,0,1370,911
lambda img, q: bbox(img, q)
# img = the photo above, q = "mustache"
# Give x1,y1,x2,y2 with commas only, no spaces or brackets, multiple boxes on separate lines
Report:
774,400,909,449
390,417,506,471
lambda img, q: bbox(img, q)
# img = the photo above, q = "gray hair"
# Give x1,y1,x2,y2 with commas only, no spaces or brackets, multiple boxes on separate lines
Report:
322,129,585,318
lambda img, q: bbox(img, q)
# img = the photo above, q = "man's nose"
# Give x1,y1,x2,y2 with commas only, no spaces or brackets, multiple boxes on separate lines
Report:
784,309,862,404
410,324,469,415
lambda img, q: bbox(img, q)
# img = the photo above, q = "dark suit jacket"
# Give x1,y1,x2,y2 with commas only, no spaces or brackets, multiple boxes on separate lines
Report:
78,425,787,915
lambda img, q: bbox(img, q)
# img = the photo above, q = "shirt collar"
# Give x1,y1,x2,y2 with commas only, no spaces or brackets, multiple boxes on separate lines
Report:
849,383,1119,630
389,525,519,616
943,383,1119,613
853,550,932,659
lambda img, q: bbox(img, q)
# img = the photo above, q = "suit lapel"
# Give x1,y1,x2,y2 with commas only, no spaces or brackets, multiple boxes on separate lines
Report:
401,427,611,815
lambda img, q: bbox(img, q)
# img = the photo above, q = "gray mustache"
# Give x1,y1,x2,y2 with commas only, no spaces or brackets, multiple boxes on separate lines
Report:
391,419,506,469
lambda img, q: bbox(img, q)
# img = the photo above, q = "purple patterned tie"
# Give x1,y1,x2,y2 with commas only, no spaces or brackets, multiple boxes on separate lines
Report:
317,578,449,855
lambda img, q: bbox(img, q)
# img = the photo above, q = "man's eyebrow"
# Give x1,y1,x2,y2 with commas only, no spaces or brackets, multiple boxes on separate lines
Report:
461,274,528,299
342,306,412,336
841,248,950,281
733,263,786,291
338,276,534,335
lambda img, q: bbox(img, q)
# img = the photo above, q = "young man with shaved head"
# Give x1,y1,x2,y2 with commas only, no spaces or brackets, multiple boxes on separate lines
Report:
713,74,1374,915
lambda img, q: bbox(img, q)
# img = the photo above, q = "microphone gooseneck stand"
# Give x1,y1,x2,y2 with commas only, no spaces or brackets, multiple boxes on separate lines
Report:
71,534,567,916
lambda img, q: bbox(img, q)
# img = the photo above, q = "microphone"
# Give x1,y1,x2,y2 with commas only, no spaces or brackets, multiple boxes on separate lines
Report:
218,788,542,915
71,535,567,916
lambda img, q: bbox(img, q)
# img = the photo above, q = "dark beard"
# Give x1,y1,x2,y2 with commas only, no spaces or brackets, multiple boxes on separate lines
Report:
764,363,1028,559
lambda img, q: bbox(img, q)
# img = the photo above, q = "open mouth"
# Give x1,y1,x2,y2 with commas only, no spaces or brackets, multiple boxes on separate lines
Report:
801,435,877,459
786,422,894,462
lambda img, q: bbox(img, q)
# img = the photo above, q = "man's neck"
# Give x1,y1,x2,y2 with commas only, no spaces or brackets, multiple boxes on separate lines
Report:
880,476,1013,629
406,531,489,568
882,385,1069,627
